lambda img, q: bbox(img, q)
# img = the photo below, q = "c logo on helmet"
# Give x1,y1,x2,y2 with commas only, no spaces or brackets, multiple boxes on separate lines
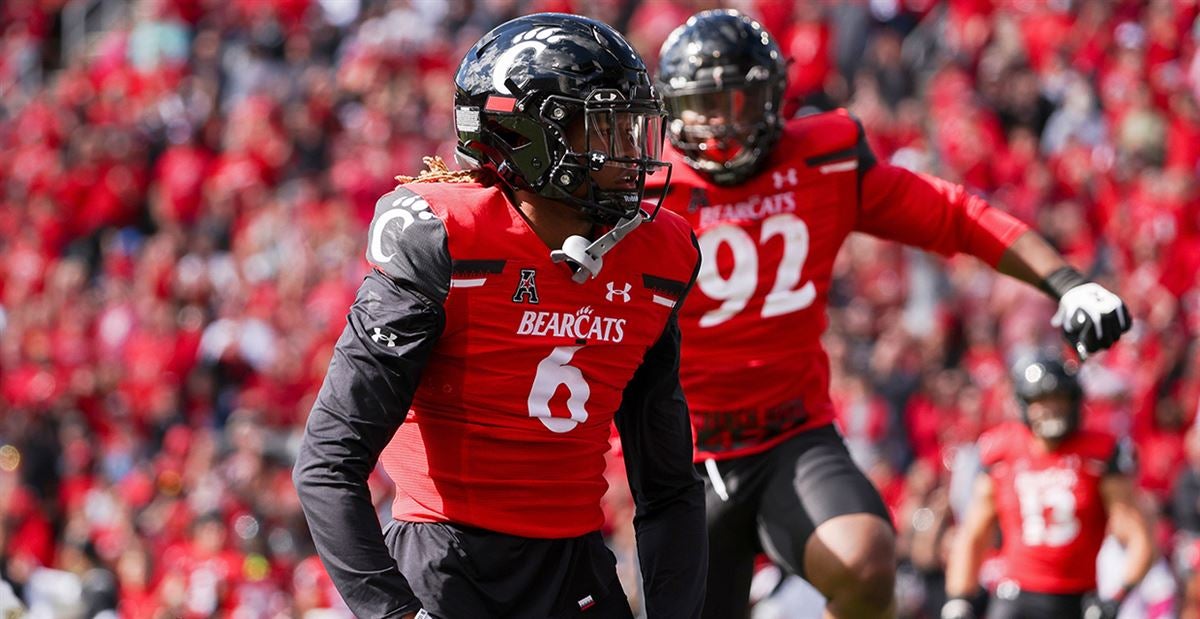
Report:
491,27,566,95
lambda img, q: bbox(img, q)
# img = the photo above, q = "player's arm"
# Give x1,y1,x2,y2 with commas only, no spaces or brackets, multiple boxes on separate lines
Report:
292,188,451,618
613,251,706,619
1184,573,1200,619
854,131,1129,356
1098,473,1155,605
941,474,997,619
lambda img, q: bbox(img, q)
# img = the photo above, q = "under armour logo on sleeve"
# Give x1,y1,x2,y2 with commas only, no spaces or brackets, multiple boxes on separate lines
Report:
371,327,399,347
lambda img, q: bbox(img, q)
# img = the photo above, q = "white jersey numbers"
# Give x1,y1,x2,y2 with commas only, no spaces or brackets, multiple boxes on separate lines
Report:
527,345,591,433
696,213,816,327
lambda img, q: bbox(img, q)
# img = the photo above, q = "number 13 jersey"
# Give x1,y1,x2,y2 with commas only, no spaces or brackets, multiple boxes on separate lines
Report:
648,110,1029,460
979,422,1126,594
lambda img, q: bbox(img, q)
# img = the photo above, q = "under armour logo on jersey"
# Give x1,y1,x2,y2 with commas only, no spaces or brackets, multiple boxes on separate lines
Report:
606,282,631,303
772,168,798,190
371,327,398,348
512,268,540,304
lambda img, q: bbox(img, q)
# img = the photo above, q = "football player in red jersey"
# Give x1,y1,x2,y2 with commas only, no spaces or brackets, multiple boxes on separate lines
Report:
942,352,1153,619
650,10,1132,618
293,14,706,619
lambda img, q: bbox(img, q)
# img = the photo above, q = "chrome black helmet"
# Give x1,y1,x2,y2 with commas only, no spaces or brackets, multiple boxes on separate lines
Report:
1012,351,1084,440
454,13,670,225
656,9,787,185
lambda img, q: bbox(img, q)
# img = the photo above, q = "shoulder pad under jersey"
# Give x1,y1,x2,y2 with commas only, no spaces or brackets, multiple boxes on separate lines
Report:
784,109,876,171
366,186,452,305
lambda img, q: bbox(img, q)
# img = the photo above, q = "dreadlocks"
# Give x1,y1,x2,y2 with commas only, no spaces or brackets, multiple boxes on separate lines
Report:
395,156,483,185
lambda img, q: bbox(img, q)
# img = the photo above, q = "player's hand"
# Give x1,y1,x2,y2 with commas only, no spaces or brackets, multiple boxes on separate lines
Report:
1082,593,1121,619
940,597,976,619
1051,282,1130,359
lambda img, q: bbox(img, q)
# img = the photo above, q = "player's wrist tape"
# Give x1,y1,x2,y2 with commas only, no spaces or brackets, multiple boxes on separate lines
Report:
1040,266,1088,300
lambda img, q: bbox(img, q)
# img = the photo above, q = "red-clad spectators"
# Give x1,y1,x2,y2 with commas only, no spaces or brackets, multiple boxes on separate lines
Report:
0,1,1198,617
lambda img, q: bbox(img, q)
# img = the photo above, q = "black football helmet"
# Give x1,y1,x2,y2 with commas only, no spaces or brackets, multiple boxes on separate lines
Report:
1011,351,1084,440
656,9,787,185
454,13,670,226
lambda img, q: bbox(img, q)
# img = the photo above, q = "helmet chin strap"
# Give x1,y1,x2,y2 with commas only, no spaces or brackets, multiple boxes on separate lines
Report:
551,214,644,284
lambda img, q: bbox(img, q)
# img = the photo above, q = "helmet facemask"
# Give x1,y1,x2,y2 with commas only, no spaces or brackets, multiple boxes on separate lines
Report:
1022,394,1080,441
662,77,781,184
542,90,672,226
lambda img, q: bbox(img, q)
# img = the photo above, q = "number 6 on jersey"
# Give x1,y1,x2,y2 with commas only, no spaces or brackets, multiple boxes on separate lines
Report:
527,345,591,433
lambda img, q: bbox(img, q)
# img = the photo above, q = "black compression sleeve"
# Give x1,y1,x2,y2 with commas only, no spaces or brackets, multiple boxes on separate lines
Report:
292,269,445,616
614,243,706,618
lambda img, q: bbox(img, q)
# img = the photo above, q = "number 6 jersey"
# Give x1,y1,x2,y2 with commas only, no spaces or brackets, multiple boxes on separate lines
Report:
359,180,701,538
647,110,1029,460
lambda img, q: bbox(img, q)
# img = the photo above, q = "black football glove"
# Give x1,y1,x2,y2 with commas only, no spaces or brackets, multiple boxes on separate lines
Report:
1082,592,1121,619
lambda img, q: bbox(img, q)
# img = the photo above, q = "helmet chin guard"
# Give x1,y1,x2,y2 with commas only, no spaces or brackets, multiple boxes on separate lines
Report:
550,214,644,283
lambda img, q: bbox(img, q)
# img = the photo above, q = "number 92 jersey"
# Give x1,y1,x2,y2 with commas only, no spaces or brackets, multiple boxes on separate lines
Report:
648,109,1028,460
367,181,699,539
648,110,874,460
979,422,1127,594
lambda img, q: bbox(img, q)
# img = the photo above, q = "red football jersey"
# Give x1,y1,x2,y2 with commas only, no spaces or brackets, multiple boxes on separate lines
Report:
979,422,1123,594
377,182,699,538
648,110,1028,460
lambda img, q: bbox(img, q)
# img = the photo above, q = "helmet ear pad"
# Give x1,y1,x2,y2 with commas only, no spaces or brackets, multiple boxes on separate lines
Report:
481,105,565,192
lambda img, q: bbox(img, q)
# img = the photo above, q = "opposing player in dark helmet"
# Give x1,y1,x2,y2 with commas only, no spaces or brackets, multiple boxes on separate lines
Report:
648,8,1132,618
295,14,705,618
943,351,1153,619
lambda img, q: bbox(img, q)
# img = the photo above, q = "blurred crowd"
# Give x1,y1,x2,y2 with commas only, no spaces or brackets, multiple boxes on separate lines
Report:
1,0,1198,617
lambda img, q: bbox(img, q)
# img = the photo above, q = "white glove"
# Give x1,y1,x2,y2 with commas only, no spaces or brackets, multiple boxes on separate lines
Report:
941,598,976,619
1051,282,1131,358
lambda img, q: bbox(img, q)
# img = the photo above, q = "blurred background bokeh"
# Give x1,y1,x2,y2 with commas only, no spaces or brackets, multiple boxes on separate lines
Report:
0,0,1198,617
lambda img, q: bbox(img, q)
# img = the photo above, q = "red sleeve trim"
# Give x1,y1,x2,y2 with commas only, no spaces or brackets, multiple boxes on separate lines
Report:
965,198,1030,267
